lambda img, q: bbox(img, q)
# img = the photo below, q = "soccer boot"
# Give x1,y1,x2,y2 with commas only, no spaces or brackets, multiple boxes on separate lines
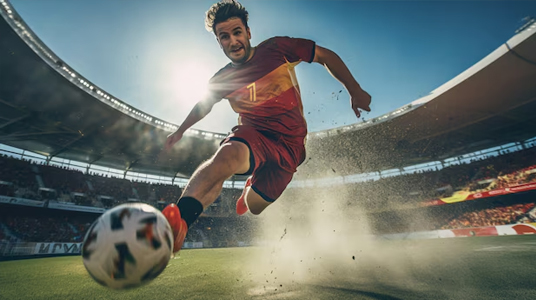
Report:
162,203,188,253
236,176,252,215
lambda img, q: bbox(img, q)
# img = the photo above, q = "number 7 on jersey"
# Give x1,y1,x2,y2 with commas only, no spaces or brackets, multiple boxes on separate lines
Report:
247,82,256,102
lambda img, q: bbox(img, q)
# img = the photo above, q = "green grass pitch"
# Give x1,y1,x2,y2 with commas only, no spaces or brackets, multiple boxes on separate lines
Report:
0,247,252,300
1,236,536,300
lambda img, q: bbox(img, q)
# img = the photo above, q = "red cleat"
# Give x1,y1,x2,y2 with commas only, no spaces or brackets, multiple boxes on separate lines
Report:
236,176,252,215
162,203,188,253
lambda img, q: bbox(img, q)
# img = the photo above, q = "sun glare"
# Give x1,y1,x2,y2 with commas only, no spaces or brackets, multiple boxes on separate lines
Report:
171,62,213,107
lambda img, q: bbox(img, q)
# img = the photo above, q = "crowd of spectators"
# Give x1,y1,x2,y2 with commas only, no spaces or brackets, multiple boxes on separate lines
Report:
367,200,536,234
0,182,14,197
39,164,89,196
2,144,536,246
0,155,191,210
1,199,534,245
1,216,90,243
0,209,253,246
184,216,255,247
0,155,38,195
483,167,536,191
2,146,536,214
132,181,152,203
152,184,182,204
440,202,535,229
308,146,536,212
86,175,135,203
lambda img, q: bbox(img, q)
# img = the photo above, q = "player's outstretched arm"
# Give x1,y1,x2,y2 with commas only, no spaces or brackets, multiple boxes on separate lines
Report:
313,45,371,118
165,96,220,151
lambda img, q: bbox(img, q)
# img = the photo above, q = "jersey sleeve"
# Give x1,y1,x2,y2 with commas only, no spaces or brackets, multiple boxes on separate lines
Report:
273,36,316,64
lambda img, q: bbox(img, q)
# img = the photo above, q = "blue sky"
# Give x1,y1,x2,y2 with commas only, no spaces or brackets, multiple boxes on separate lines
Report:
9,0,536,133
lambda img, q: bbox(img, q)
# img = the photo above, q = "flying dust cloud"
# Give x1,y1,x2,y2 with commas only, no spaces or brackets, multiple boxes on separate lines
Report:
241,170,468,297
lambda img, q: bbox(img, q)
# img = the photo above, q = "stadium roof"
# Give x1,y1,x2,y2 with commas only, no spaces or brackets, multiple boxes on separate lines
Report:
1,3,536,179
299,19,536,177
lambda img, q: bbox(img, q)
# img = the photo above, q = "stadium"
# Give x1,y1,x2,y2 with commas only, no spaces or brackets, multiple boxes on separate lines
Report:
1,1,536,299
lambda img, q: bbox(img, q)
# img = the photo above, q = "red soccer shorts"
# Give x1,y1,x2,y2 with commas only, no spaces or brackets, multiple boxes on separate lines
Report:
221,125,306,202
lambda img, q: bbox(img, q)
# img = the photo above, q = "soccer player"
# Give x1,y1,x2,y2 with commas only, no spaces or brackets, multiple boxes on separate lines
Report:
162,0,371,253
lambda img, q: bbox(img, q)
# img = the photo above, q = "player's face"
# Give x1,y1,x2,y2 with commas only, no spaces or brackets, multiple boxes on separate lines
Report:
215,17,252,65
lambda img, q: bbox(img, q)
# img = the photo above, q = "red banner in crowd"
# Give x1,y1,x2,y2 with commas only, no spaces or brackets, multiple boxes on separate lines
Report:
466,182,536,200
421,182,536,206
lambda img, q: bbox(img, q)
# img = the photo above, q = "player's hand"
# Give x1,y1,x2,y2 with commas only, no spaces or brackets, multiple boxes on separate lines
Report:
350,88,371,118
165,131,183,151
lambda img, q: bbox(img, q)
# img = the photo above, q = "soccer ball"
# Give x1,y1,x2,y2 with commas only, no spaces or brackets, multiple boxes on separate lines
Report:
82,203,173,289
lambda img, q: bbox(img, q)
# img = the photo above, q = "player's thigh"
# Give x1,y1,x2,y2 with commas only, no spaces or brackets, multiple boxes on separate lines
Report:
244,188,272,215
212,141,251,175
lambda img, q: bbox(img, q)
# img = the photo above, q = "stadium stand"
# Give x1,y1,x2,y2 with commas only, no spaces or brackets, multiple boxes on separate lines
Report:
2,145,535,213
0,155,38,199
132,181,152,203
152,183,182,204
86,175,135,204
3,216,86,243
0,205,94,243
440,202,535,229
348,146,536,210
39,164,89,197
2,145,536,245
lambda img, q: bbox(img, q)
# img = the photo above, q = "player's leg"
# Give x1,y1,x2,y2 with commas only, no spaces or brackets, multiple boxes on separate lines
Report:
236,176,252,215
240,163,296,215
181,140,250,207
243,187,272,215
236,176,275,215
163,140,250,252
237,134,305,216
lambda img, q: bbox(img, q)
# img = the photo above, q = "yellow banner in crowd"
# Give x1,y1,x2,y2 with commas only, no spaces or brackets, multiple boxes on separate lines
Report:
439,190,471,203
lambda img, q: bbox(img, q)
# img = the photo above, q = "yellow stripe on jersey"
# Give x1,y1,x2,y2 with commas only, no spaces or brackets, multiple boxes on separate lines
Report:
226,61,302,113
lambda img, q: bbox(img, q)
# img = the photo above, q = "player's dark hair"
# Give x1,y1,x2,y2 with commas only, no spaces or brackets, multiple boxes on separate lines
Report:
205,0,249,34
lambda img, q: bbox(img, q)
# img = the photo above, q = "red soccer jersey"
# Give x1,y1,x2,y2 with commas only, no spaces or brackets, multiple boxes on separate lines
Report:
208,36,316,139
